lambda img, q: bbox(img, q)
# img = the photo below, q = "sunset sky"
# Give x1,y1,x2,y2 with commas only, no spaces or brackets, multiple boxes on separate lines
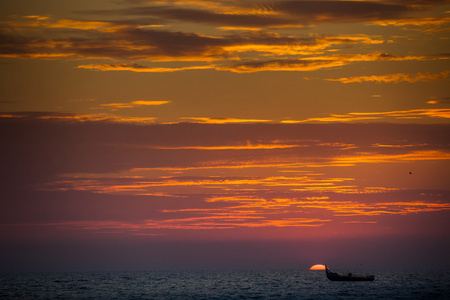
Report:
1,0,449,272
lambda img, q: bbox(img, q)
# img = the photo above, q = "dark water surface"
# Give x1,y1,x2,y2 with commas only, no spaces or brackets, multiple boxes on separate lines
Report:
1,270,449,299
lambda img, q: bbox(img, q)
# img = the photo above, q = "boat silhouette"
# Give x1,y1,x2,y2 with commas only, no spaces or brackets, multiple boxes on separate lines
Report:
325,266,374,281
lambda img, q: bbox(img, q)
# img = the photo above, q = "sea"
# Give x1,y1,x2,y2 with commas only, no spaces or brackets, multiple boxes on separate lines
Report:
1,269,449,300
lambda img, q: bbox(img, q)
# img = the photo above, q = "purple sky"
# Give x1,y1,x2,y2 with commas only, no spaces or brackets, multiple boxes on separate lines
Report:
1,117,449,271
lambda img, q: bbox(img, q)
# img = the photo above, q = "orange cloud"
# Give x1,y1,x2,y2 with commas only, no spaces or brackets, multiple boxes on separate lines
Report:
53,196,449,234
330,150,450,166
43,174,359,195
373,17,450,27
6,16,123,32
316,142,358,150
371,16,450,32
100,100,170,109
221,35,383,56
180,117,272,124
26,113,157,124
275,199,450,216
281,115,381,123
40,194,450,233
138,0,275,16
283,108,450,123
77,64,215,72
53,215,329,232
350,109,450,119
7,15,165,32
219,59,348,73
149,144,300,150
327,71,450,83
221,52,441,73
371,143,427,148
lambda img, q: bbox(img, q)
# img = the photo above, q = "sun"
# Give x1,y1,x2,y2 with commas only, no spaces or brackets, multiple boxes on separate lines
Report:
309,264,326,270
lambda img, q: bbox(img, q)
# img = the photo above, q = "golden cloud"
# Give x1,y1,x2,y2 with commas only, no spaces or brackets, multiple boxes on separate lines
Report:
180,117,272,124
330,150,450,166
284,108,450,123
77,64,215,72
371,16,450,32
51,194,450,233
327,71,450,83
14,113,158,124
100,100,170,109
279,199,450,216
6,15,134,33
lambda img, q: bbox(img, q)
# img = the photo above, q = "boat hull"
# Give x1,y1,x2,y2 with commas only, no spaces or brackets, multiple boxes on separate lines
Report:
326,268,374,281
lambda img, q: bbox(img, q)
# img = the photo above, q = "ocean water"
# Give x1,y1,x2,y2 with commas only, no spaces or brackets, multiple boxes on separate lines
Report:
1,270,449,300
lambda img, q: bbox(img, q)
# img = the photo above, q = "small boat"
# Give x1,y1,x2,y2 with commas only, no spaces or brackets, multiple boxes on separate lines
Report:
325,266,374,281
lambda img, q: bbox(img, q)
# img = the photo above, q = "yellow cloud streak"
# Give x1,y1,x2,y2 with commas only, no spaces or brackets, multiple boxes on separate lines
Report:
77,64,215,72
220,52,436,73
57,215,329,231
148,144,300,150
7,16,135,33
100,100,170,108
331,150,450,166
218,27,263,31
349,109,450,119
327,71,450,83
372,17,450,27
283,108,450,123
222,35,382,55
287,199,450,216
371,143,427,148
160,196,450,228
220,60,348,73
43,147,450,196
180,117,272,124
282,115,381,123
47,175,356,194
147,0,277,15
35,114,157,124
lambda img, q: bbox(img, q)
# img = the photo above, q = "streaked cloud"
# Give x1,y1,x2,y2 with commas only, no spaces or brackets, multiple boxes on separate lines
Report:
284,108,450,123
2,5,449,76
0,18,389,67
371,16,450,32
31,197,450,234
2,117,449,240
3,108,449,126
371,143,427,148
218,52,444,73
327,71,450,83
77,63,215,72
330,150,450,166
100,100,170,109
85,0,437,28
180,117,273,124
78,52,447,74
272,199,450,216
0,111,158,124
147,144,301,150
427,97,450,104
48,215,330,232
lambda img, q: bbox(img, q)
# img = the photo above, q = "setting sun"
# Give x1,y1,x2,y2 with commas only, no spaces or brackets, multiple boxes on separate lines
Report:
309,264,326,270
